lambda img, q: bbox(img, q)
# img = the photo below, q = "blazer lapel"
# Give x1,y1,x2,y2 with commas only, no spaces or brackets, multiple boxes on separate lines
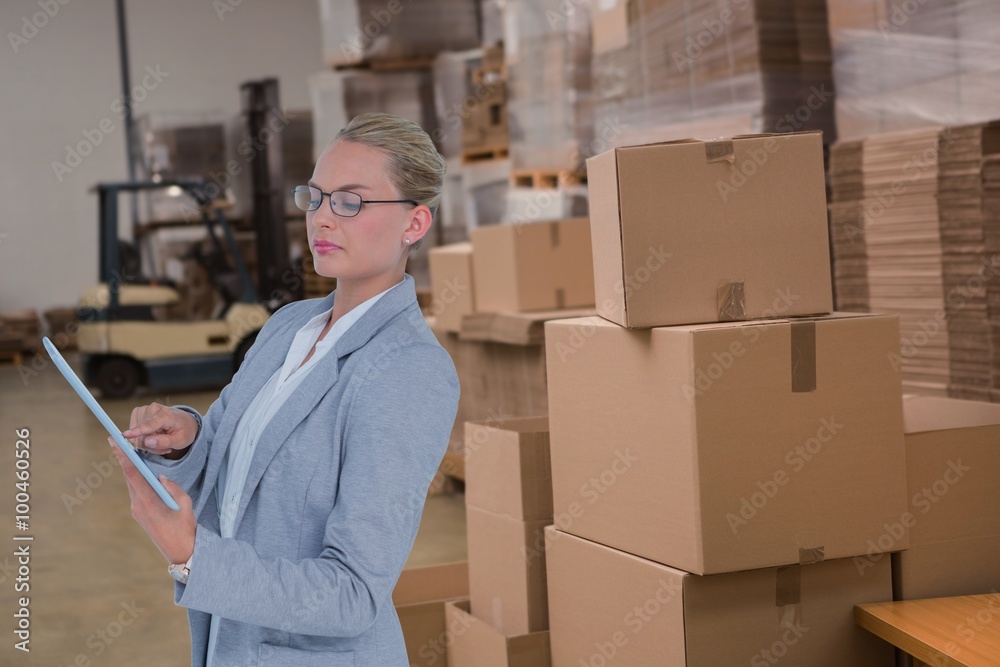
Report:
195,289,336,517
227,273,420,532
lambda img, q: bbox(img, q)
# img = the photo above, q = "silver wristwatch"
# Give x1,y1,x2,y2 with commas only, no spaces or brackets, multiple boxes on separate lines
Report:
168,554,193,584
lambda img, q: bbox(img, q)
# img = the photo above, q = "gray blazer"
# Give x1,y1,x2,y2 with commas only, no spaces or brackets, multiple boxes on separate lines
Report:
139,273,460,667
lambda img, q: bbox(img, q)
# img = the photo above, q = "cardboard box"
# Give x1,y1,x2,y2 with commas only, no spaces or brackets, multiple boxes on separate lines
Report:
470,218,595,313
393,562,469,667
544,311,908,575
461,76,507,150
467,505,552,634
428,243,476,333
445,600,550,667
465,416,552,521
585,131,833,328
544,527,894,667
893,396,1000,600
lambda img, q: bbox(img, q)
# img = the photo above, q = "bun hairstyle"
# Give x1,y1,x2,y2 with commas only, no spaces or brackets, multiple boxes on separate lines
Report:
334,112,447,252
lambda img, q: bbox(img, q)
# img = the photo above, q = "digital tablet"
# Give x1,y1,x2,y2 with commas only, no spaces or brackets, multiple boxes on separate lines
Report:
42,337,181,511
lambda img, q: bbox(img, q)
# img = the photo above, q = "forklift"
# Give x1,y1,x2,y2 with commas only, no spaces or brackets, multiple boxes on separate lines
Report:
77,178,275,399
77,77,300,398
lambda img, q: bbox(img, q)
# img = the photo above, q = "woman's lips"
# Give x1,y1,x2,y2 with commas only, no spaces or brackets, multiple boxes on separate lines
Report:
314,242,342,255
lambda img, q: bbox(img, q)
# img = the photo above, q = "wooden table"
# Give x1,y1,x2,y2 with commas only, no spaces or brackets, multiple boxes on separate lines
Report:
855,595,1000,666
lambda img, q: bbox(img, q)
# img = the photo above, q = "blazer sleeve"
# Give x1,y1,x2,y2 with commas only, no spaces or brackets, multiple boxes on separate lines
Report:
172,341,460,637
138,302,296,504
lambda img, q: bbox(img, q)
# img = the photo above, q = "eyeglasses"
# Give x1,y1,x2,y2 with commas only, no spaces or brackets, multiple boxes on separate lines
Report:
291,185,418,218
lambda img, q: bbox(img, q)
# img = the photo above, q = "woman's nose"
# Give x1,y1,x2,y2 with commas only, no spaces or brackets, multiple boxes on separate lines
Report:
311,201,338,229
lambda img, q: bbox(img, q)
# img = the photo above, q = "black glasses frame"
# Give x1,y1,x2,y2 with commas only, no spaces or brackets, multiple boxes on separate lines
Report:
292,185,418,218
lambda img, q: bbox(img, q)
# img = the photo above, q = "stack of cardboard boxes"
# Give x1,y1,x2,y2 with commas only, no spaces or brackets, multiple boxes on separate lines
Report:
426,219,596,464
460,45,508,163
393,561,470,667
895,395,1000,602
445,417,554,665
542,130,908,664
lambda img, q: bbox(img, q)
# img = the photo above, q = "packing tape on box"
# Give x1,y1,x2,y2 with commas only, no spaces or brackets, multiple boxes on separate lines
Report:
790,321,817,393
717,281,746,321
799,546,824,564
775,565,801,606
705,140,735,164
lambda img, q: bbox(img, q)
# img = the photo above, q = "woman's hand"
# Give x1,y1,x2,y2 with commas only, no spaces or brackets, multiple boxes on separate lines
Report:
108,437,197,565
121,402,198,460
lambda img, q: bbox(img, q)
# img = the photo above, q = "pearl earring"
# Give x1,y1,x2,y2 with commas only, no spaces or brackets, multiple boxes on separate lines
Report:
404,238,411,244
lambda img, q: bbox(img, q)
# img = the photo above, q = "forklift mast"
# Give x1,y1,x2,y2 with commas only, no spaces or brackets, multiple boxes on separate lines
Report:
95,179,258,317
241,78,295,305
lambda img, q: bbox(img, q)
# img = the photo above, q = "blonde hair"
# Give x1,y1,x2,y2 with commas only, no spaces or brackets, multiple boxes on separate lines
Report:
334,112,446,252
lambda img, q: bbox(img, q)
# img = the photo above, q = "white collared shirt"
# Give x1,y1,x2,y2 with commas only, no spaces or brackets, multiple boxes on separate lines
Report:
204,278,402,667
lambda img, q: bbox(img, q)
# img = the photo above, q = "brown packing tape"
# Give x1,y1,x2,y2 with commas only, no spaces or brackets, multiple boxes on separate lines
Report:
717,281,746,321
790,321,817,393
705,140,735,164
799,546,824,564
775,565,800,607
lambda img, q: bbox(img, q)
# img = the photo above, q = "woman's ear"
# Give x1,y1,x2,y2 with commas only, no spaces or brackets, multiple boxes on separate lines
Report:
404,205,433,245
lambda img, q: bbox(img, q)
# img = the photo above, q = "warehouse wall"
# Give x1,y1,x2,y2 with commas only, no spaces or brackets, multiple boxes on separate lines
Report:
0,0,323,312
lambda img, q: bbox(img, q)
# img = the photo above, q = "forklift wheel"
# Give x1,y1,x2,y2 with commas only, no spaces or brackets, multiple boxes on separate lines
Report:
95,357,141,399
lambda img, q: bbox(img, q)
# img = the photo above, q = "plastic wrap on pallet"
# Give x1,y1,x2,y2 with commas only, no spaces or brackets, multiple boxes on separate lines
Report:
505,0,594,171
828,0,1000,140
309,69,440,160
503,186,589,224
438,156,470,243
462,158,511,229
591,0,836,147
480,0,505,46
318,0,480,67
432,49,485,159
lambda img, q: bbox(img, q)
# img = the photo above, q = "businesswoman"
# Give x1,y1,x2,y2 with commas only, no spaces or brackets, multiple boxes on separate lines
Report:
109,112,460,667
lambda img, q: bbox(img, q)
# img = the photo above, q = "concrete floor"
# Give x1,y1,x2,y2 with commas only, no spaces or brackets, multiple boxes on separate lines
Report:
0,351,467,666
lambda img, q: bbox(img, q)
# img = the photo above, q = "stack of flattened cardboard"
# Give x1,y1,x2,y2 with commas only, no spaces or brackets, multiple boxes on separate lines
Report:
829,121,1000,400
589,0,836,150
827,0,1000,141
541,131,907,665
987,155,1000,401
446,418,553,666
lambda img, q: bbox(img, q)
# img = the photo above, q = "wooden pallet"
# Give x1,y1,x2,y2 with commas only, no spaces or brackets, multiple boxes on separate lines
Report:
333,56,436,73
510,168,587,189
461,144,509,164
